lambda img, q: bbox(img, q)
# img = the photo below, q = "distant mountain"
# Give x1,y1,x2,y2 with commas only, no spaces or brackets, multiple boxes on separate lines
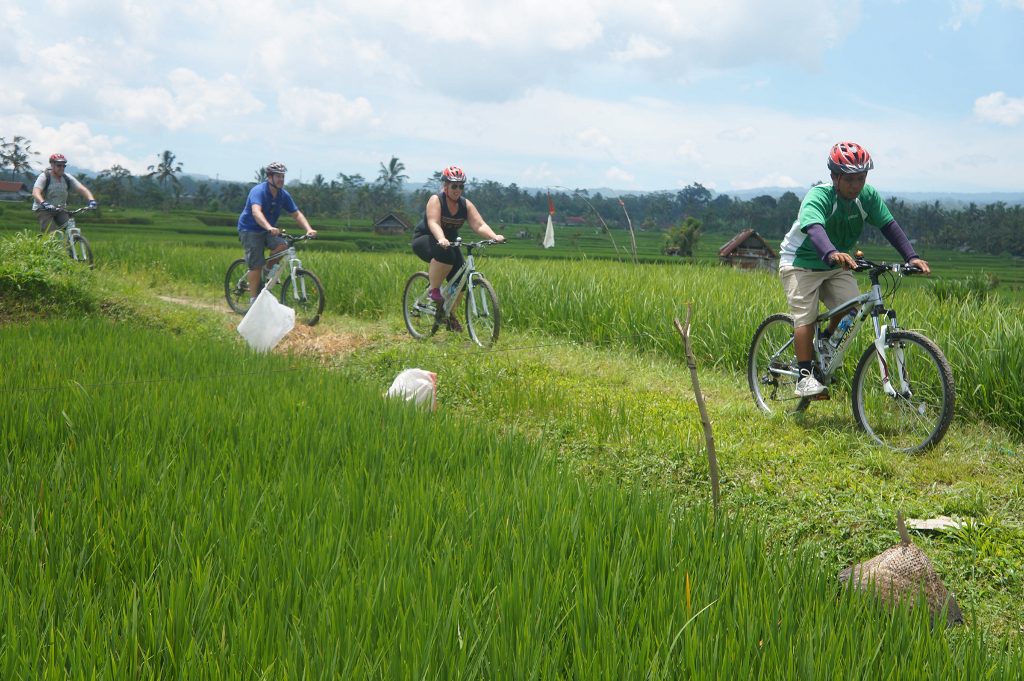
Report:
716,186,1023,206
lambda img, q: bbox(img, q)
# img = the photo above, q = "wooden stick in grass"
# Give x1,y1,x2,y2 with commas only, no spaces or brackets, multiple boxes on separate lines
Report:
674,305,720,510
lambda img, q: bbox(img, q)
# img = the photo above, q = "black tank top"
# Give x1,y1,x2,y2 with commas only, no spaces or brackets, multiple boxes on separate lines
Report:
415,192,467,238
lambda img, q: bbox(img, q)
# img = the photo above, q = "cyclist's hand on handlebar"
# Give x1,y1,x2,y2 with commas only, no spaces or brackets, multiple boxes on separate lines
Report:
87,200,98,210
306,228,317,239
438,237,451,249
828,251,857,270
267,226,281,236
40,201,57,212
907,257,930,275
492,234,506,243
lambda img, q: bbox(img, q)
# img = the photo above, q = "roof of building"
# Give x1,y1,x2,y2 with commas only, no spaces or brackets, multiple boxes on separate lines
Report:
718,228,777,258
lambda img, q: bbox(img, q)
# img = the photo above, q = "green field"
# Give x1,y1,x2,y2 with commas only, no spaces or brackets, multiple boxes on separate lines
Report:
2,207,1023,677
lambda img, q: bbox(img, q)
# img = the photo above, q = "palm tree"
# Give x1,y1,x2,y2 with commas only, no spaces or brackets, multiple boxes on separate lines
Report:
376,155,408,191
1,135,40,181
146,150,183,193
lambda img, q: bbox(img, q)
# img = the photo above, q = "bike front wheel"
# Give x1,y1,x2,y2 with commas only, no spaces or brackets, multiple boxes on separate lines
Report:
465,275,500,348
280,269,325,326
402,271,438,340
851,330,955,452
748,313,804,413
68,234,93,268
225,258,254,315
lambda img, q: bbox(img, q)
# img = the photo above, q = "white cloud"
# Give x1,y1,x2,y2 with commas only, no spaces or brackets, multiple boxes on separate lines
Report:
731,174,802,191
278,88,375,133
973,91,1024,125
945,0,983,30
718,126,758,141
611,35,672,62
0,114,142,173
577,127,614,152
605,167,635,184
99,69,263,130
677,142,704,163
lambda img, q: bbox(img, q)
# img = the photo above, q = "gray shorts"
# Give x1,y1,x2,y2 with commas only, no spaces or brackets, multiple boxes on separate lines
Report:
35,209,70,233
779,266,861,326
239,230,287,270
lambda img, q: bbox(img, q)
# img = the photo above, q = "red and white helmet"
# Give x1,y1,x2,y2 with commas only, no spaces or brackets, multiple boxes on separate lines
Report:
49,153,67,164
827,141,874,174
442,165,466,183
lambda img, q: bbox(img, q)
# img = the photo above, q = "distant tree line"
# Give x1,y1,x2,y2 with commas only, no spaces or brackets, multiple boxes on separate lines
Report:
2,136,1021,256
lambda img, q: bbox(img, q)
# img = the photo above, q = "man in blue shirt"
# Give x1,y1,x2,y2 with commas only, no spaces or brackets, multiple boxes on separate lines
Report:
237,161,316,301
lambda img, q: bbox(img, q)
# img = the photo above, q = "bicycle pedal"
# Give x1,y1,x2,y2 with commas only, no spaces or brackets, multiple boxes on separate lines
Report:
811,390,831,401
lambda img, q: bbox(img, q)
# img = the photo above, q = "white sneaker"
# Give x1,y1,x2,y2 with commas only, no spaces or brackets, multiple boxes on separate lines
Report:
794,370,826,397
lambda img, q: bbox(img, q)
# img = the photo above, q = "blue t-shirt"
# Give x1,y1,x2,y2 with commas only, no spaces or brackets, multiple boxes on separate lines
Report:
237,182,299,232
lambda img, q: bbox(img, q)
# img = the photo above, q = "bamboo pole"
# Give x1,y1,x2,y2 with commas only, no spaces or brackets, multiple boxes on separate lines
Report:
674,306,720,510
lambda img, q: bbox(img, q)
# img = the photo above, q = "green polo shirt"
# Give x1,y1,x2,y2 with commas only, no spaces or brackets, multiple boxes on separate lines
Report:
779,183,894,270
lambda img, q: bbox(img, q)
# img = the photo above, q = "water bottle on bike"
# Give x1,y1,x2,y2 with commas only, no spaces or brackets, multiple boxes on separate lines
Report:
830,309,857,349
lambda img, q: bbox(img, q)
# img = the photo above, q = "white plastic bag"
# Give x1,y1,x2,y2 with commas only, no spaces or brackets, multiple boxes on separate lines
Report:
237,288,295,352
385,368,437,410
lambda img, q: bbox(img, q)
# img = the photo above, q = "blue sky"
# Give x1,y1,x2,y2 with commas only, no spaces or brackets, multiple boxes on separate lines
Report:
2,0,1022,194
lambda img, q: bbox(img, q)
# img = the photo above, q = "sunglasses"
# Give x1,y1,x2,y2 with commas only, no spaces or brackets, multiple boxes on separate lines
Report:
448,183,465,190
52,162,67,167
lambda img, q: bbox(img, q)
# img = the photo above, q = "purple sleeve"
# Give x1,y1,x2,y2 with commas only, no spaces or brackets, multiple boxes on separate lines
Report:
805,223,838,265
880,220,918,262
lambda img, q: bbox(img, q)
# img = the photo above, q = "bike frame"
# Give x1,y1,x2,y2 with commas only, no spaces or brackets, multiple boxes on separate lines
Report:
434,240,493,322
773,262,915,398
50,206,92,262
262,236,312,300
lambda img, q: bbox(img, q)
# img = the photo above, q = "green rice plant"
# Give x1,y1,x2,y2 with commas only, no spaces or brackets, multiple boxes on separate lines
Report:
2,317,1022,677
81,237,1024,438
0,230,97,316
929,273,999,302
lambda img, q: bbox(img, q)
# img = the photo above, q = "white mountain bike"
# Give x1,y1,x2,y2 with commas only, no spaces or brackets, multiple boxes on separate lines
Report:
748,254,955,452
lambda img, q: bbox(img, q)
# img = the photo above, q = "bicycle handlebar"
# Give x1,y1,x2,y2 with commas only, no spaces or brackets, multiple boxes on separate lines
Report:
279,231,317,244
853,252,923,276
53,205,95,216
450,237,505,249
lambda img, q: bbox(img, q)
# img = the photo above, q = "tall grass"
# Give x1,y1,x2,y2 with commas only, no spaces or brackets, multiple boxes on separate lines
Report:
2,318,1021,677
0,230,98,316
96,241,1024,437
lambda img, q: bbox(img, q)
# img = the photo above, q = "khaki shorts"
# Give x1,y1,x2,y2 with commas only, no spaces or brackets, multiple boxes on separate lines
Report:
780,267,861,327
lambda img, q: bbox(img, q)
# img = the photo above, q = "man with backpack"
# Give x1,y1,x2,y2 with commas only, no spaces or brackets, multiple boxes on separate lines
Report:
32,153,98,232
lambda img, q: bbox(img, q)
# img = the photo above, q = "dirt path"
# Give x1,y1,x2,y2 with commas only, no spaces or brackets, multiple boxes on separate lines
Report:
157,294,378,361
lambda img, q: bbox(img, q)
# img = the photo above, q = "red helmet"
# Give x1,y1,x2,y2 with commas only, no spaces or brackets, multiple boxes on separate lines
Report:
827,141,873,174
49,153,67,164
442,165,466,183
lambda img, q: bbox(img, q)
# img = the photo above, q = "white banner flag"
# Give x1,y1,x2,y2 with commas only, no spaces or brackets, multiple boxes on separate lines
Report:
543,214,555,249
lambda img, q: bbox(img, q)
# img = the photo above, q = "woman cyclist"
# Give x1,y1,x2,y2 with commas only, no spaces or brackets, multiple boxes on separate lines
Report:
411,165,504,331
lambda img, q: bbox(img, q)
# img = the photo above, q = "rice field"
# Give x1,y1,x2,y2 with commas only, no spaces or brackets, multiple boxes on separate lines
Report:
2,318,1021,677
90,232,1024,439
3,216,1024,676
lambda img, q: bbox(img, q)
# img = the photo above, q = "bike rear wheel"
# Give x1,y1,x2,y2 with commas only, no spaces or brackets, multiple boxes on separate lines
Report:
280,269,325,326
748,313,806,412
851,330,955,452
403,271,438,339
225,258,254,315
465,275,500,348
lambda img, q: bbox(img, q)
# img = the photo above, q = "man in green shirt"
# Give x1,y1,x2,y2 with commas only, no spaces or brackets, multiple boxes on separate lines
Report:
778,141,931,397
